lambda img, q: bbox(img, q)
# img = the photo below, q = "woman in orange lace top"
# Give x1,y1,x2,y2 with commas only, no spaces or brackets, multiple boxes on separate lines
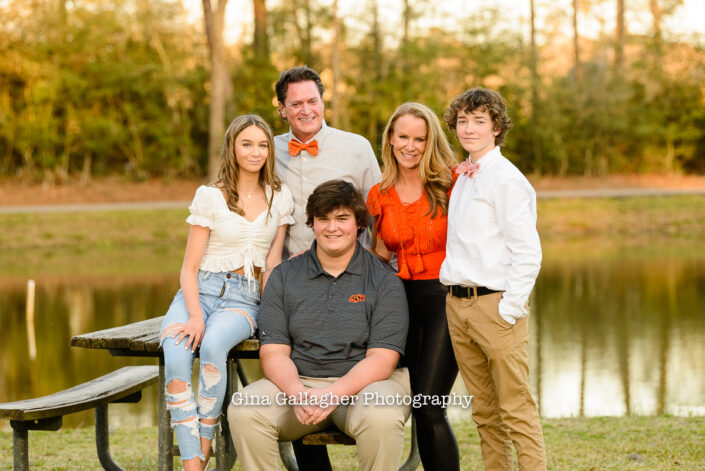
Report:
367,102,460,470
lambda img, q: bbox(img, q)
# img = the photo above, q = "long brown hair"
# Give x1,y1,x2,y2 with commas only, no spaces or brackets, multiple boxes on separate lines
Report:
212,114,281,219
380,103,456,217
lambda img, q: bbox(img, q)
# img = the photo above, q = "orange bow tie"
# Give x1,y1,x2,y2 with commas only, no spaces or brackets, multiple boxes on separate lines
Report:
288,139,319,157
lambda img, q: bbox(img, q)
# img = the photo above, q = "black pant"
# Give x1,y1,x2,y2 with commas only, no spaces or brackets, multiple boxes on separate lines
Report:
403,278,460,471
292,439,332,471
293,279,460,471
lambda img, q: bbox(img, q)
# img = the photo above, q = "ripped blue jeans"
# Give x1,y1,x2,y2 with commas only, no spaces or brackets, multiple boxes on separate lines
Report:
160,270,259,462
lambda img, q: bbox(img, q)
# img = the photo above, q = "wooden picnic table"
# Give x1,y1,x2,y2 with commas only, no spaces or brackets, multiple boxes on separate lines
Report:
70,315,294,471
71,316,420,471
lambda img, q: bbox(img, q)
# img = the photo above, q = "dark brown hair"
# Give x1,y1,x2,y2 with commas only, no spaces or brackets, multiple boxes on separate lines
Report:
444,88,513,146
275,66,325,104
305,180,369,234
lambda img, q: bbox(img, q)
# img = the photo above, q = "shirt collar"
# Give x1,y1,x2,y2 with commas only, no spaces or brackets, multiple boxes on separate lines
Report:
306,240,364,279
288,120,330,145
471,146,501,170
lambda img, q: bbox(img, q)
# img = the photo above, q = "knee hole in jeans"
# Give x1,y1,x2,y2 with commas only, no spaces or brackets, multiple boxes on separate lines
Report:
173,416,200,438
198,394,218,415
200,363,221,390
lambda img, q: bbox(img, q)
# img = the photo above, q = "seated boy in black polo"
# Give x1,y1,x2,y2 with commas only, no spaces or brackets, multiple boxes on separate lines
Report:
228,179,411,471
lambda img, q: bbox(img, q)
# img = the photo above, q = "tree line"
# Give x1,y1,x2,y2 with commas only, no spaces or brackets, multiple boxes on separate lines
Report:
1,0,704,182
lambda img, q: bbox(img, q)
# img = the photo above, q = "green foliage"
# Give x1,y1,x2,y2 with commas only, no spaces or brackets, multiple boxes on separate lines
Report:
0,0,209,180
1,0,704,178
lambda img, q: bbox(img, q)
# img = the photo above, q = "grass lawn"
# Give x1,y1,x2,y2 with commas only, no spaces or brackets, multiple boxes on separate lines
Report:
2,194,704,470
0,416,703,470
3,194,705,279
3,194,705,251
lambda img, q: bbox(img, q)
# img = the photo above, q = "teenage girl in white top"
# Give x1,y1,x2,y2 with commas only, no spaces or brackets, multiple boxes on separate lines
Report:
159,114,294,471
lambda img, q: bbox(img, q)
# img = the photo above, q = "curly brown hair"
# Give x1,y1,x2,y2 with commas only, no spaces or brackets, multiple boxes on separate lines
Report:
212,114,281,220
444,88,513,146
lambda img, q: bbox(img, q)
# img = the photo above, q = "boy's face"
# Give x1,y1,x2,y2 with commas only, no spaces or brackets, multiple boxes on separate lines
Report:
455,108,500,161
313,207,360,259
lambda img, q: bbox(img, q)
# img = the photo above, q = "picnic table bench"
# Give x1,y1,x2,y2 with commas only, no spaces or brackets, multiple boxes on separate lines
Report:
0,365,159,471
70,316,420,470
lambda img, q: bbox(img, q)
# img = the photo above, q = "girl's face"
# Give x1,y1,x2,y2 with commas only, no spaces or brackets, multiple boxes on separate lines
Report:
389,114,427,171
235,125,269,176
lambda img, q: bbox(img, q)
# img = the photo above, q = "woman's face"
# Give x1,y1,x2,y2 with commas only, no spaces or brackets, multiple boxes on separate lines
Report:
235,125,269,176
390,114,427,171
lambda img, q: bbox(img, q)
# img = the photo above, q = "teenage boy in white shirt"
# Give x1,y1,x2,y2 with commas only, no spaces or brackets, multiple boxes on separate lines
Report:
440,88,546,471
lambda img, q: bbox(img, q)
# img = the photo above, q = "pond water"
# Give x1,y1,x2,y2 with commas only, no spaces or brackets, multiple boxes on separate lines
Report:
2,241,704,430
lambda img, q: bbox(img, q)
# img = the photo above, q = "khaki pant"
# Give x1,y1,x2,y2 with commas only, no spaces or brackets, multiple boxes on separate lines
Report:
446,293,546,471
227,368,411,471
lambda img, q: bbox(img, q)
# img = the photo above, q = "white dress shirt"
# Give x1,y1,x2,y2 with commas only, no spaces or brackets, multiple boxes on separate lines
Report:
439,146,541,324
274,120,381,257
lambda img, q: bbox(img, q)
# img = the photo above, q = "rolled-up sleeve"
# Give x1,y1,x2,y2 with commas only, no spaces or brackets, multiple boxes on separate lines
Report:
276,184,296,226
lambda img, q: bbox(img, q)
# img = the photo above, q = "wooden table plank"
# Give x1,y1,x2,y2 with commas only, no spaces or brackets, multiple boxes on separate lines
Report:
70,316,261,471
71,316,261,355
70,317,164,350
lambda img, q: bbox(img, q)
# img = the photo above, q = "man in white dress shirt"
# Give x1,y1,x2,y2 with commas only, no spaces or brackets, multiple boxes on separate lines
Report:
439,88,546,471
272,66,381,469
273,66,381,258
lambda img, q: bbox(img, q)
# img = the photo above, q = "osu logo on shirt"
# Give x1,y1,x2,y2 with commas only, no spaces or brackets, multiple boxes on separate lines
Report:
348,294,366,303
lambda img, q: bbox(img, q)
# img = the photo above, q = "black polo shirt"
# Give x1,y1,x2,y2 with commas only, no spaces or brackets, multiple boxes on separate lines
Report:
258,241,409,377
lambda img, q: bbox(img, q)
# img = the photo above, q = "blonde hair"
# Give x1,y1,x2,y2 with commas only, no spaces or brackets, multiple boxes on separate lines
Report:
213,114,281,219
380,103,457,217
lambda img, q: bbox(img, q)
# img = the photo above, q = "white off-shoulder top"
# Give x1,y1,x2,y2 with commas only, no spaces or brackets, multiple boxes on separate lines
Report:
186,184,295,280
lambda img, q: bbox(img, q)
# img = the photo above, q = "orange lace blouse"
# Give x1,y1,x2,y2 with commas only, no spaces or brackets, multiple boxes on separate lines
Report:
367,184,449,280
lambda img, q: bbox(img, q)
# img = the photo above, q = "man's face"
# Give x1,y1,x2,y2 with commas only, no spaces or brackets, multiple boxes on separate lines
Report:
313,207,359,259
278,80,324,143
455,108,499,161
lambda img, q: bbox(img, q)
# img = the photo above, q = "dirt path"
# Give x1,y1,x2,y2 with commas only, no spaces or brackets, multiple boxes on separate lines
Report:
2,174,705,213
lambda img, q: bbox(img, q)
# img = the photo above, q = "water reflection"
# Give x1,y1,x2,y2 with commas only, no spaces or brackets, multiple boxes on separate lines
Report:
530,246,705,417
1,243,704,431
0,276,180,430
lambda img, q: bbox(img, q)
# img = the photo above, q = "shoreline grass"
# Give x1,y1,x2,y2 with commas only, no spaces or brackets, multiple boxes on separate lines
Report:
2,194,705,280
1,416,703,470
2,194,704,251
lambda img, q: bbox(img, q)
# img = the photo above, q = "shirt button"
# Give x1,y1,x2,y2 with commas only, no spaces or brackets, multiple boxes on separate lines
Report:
226,273,231,278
